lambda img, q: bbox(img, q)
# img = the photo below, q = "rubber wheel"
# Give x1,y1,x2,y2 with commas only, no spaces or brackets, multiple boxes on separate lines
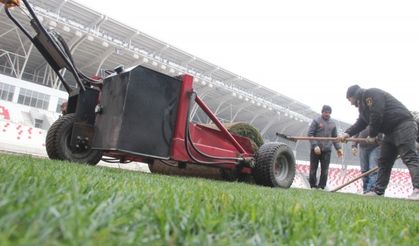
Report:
46,116,64,160
253,142,295,188
45,113,102,165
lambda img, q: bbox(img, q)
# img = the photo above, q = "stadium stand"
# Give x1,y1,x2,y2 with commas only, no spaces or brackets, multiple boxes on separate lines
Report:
0,99,412,198
0,0,412,199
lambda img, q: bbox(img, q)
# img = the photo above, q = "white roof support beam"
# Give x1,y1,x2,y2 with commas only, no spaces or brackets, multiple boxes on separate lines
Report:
279,120,301,137
18,43,33,79
193,112,205,124
45,66,55,87
215,102,236,117
154,44,170,57
218,100,246,117
70,15,107,54
5,53,18,77
52,68,65,89
190,87,213,119
230,106,246,122
260,116,278,136
41,65,49,85
79,46,114,71
224,76,243,84
0,27,17,39
128,31,139,48
0,28,32,79
213,94,236,115
95,48,116,75
55,0,68,15
201,66,219,77
180,56,196,68
249,111,266,125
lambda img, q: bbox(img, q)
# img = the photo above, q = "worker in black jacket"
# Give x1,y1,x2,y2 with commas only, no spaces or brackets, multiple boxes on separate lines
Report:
308,105,343,189
339,85,419,200
416,119,419,150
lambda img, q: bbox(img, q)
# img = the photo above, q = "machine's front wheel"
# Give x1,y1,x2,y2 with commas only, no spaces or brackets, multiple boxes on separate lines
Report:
46,116,64,160
253,142,295,188
45,113,102,165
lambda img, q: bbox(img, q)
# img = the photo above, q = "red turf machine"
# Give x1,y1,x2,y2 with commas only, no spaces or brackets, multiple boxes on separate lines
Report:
2,0,296,188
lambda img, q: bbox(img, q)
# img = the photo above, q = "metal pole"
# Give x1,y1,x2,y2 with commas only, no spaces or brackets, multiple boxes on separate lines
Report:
330,166,379,192
276,133,368,143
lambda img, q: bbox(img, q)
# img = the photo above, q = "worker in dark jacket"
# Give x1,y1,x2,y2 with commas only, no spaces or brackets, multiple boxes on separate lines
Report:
416,120,419,151
308,105,343,189
416,119,419,150
339,85,419,200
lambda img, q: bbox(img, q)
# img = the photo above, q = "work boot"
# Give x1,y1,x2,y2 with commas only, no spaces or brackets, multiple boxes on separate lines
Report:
364,191,380,197
407,188,419,201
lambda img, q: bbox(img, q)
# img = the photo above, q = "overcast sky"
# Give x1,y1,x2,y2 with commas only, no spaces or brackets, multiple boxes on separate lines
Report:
84,0,419,124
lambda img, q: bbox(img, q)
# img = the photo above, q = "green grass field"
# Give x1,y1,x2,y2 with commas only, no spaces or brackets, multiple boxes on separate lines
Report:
0,154,418,245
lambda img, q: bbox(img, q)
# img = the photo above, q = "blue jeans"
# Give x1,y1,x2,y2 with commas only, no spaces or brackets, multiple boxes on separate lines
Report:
359,146,380,193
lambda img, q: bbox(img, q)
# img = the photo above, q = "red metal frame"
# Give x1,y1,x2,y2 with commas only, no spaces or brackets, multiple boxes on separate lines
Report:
170,75,254,167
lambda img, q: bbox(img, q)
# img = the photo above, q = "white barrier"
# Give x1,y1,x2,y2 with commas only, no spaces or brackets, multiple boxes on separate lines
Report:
293,163,412,199
0,120,47,157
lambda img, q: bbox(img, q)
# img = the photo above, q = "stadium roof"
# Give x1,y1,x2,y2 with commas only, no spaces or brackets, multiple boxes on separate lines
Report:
0,0,351,144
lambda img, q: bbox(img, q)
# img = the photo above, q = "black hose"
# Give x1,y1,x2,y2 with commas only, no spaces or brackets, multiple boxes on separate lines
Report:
52,31,102,86
186,123,243,161
183,91,238,166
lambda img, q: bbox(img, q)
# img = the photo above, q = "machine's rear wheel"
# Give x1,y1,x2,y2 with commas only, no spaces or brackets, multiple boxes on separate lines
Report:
45,113,102,165
253,142,295,188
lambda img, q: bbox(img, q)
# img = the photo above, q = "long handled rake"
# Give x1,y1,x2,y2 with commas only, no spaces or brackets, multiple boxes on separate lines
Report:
330,166,379,192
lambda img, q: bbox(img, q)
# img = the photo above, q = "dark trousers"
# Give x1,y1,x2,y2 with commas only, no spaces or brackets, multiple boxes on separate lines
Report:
309,149,331,189
375,120,419,195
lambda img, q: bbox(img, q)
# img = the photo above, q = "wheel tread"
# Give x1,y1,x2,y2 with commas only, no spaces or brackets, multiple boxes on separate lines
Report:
253,142,295,188
46,114,102,165
45,116,67,160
